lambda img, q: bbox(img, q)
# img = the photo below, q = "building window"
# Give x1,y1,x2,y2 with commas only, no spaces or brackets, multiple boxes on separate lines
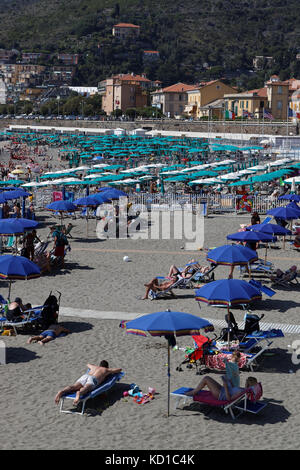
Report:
277,86,282,94
277,100,282,110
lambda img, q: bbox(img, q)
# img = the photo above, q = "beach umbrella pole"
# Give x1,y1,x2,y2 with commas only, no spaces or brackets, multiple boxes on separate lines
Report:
167,341,170,417
8,280,12,302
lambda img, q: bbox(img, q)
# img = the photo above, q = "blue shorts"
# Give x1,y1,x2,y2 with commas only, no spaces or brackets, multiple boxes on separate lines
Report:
41,330,56,340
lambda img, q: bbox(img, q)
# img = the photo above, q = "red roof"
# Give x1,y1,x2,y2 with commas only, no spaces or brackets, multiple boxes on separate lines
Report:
113,73,151,83
161,82,197,93
245,87,268,97
113,23,140,28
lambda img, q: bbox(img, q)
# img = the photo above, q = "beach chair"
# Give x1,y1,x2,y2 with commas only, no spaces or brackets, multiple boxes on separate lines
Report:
171,382,266,419
148,276,186,300
59,371,125,415
239,260,275,278
179,264,217,288
248,279,276,297
267,266,299,287
239,329,284,354
3,306,43,335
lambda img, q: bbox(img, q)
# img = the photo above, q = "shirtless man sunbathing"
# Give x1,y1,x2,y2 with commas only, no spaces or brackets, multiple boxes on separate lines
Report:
27,324,70,345
54,360,122,406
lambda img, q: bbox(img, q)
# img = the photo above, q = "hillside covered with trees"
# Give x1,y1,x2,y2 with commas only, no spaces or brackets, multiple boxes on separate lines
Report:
1,0,300,88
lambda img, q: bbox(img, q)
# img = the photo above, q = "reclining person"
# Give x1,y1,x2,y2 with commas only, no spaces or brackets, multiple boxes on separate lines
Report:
54,360,123,406
269,265,297,282
27,323,70,345
167,260,208,280
185,375,258,401
142,275,179,300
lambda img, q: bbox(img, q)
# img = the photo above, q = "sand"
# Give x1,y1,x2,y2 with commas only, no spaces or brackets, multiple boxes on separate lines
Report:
0,140,300,451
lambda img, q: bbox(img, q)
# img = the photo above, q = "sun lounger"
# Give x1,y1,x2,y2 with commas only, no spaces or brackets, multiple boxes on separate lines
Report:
171,382,266,419
59,371,125,415
3,306,43,335
267,267,299,287
248,279,276,297
148,276,185,300
239,329,284,354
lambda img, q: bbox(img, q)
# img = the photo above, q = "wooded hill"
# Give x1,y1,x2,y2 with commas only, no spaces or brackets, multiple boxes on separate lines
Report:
1,0,300,88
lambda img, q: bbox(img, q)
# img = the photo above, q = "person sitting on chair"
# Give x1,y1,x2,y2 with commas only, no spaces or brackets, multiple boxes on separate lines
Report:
54,360,123,406
6,297,25,322
142,276,179,300
27,323,70,345
167,260,206,280
185,375,258,401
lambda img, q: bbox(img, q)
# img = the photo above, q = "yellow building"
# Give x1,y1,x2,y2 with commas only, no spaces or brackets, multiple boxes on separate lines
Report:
185,80,237,118
224,88,268,119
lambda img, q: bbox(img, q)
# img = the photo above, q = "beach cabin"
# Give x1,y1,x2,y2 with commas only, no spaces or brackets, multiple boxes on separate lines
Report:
114,128,126,136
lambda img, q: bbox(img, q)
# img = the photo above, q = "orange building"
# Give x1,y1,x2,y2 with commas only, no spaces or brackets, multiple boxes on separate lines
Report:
99,73,149,115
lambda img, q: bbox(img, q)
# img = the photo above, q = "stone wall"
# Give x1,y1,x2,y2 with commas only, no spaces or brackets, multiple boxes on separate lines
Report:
0,118,298,136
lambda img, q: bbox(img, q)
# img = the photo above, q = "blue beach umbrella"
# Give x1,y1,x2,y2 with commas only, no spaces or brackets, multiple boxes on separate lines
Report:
267,206,300,220
195,279,262,307
121,310,213,417
286,201,300,216
0,254,41,299
207,244,258,266
100,188,128,200
0,218,37,236
1,189,31,200
226,231,276,243
46,200,78,212
73,196,100,206
46,200,78,225
73,196,102,236
0,193,7,204
246,223,292,236
278,194,300,202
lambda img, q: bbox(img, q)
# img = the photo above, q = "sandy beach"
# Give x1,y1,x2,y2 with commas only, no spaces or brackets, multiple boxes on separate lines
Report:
0,140,300,451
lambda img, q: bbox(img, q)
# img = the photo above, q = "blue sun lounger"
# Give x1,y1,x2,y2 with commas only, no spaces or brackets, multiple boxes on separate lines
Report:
59,371,125,415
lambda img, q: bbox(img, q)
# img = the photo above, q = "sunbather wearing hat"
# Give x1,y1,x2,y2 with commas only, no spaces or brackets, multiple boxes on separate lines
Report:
54,360,122,406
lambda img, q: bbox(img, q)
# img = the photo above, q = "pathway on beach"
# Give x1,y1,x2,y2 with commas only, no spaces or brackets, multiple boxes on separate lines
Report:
59,306,300,335
71,246,296,262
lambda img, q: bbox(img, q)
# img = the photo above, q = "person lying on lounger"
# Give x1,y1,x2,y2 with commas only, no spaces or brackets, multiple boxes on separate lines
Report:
185,375,258,401
54,360,123,406
167,260,207,279
142,276,179,300
27,324,70,345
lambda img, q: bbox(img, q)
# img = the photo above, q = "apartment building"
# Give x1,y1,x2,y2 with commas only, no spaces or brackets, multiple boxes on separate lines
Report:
99,73,149,114
185,80,237,118
151,83,197,117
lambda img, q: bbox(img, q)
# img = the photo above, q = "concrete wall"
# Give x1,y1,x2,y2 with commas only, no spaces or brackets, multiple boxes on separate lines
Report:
0,118,298,136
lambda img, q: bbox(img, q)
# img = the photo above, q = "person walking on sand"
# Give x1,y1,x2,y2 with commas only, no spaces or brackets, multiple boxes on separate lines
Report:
54,360,122,406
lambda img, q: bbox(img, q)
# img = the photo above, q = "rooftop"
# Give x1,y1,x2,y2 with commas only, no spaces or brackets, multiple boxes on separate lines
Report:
113,23,140,28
